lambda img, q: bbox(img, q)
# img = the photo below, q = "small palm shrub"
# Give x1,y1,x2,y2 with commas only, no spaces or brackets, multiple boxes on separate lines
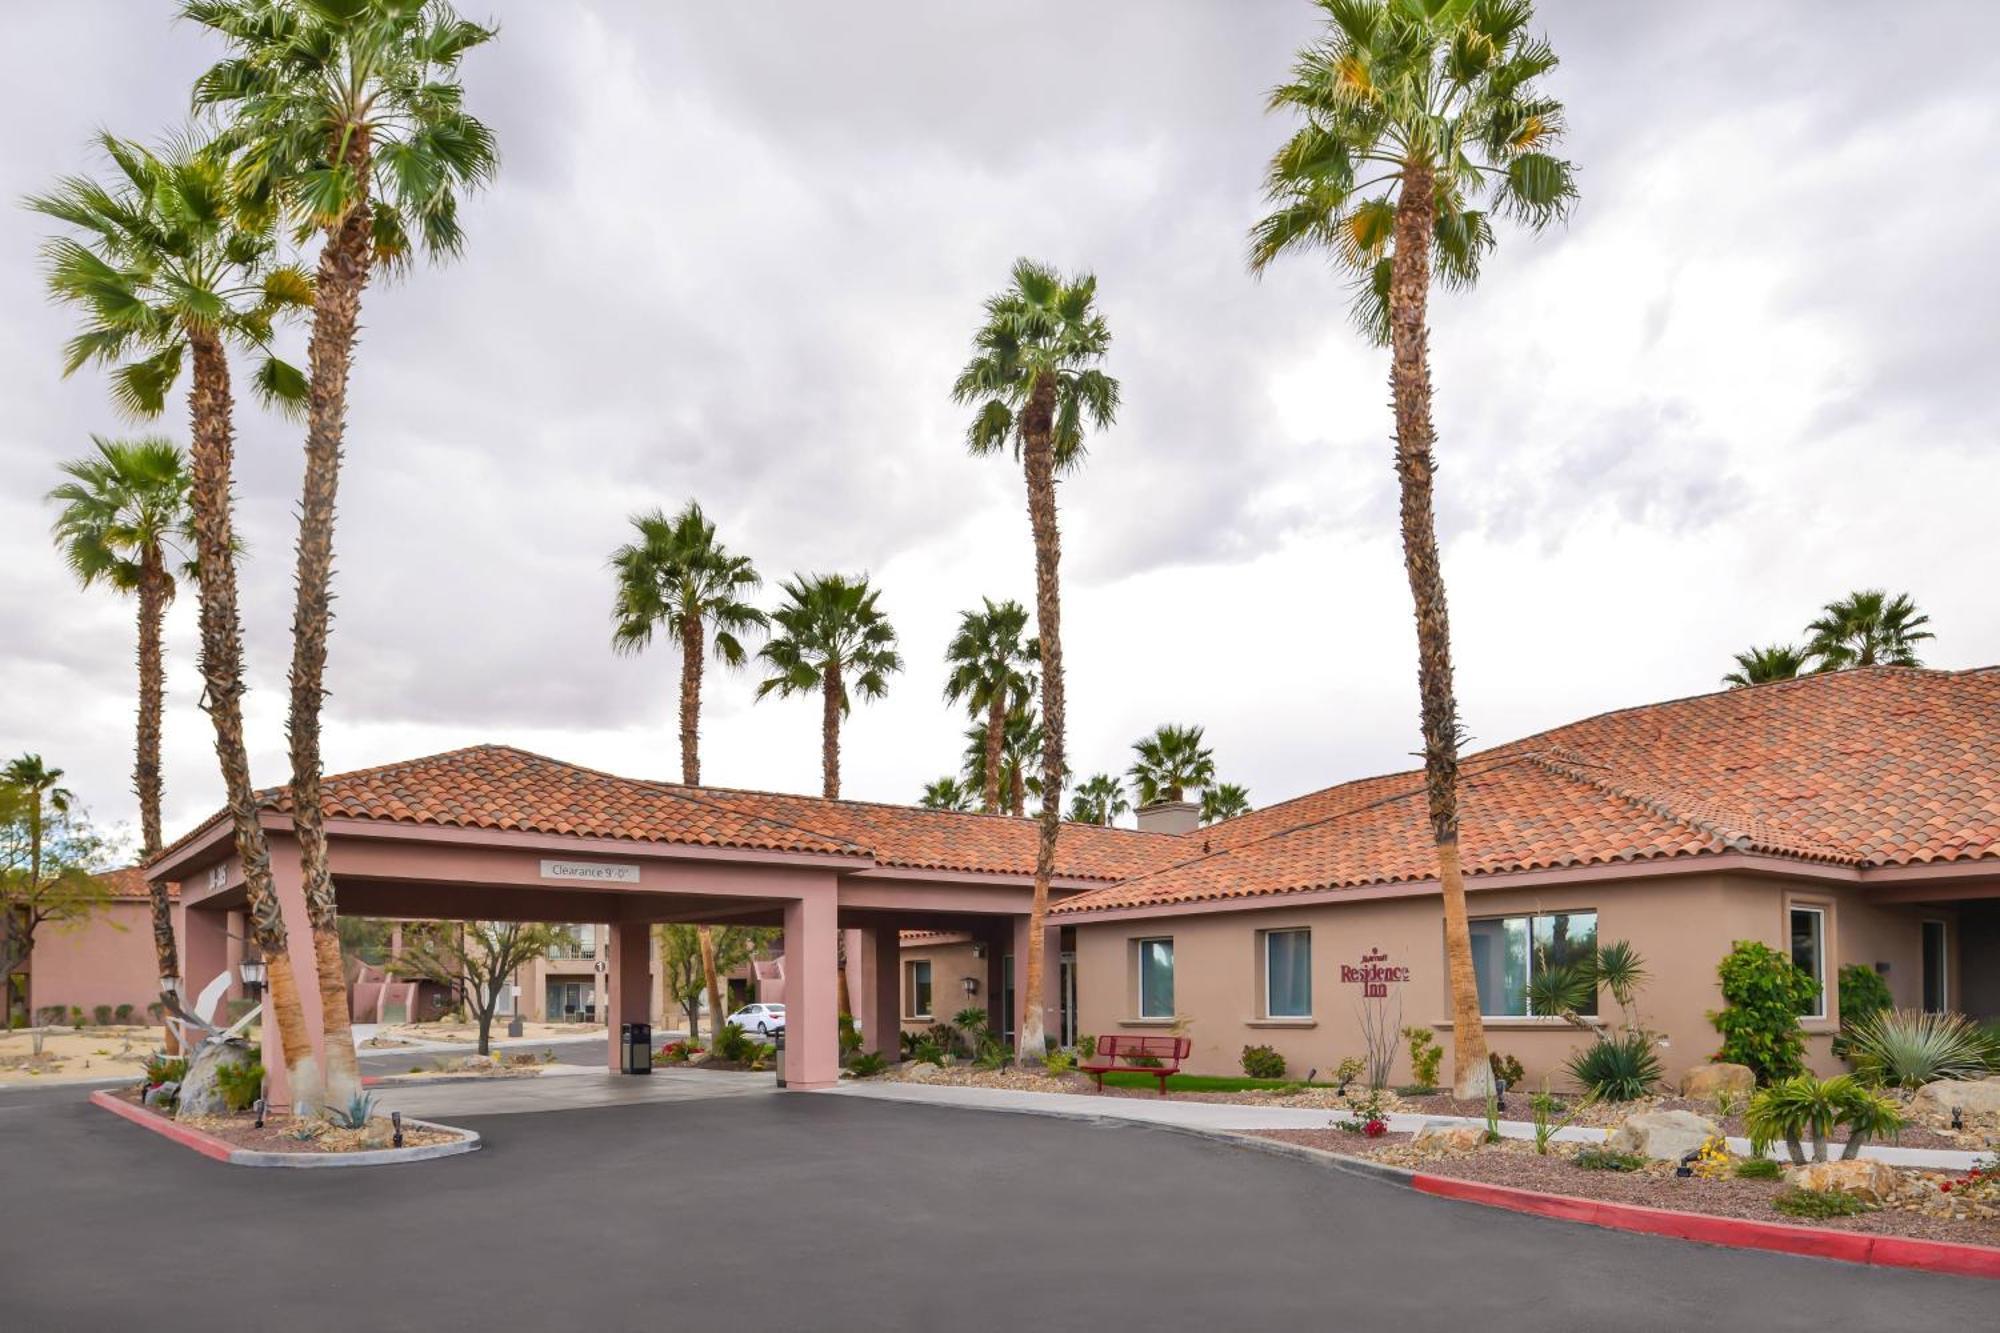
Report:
713,1022,752,1062
1773,1187,1872,1219
1565,1032,1662,1101
1844,1008,1993,1089
1710,940,1818,1083
911,1039,946,1066
1746,1074,1904,1164
1241,1044,1287,1079
847,1051,888,1078
973,1047,1011,1072
215,1058,265,1113
837,1013,863,1056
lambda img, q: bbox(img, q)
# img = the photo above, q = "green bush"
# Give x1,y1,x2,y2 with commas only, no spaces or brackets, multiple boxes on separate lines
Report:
1834,964,1892,1056
837,1013,862,1056
1240,1044,1287,1079
1710,940,1818,1083
713,1022,752,1062
1333,1055,1365,1091
1076,1033,1098,1059
847,1050,888,1078
1402,1026,1442,1090
142,1054,187,1086
215,1058,265,1113
1564,1032,1662,1101
911,1039,946,1066
1747,1073,1904,1164
92,1004,115,1026
1573,1146,1649,1172
114,1003,135,1024
1844,1008,1992,1088
973,1047,1011,1072
1489,1052,1525,1087
1773,1187,1872,1219
1733,1157,1783,1180
1044,1048,1077,1075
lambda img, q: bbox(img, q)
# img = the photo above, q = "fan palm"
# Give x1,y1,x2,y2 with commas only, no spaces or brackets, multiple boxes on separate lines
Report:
47,436,196,985
1723,644,1808,688
185,0,500,1107
1067,773,1131,827
609,500,765,1031
0,756,76,1024
961,709,1049,817
1128,724,1216,806
952,259,1119,1060
755,574,902,799
1199,782,1252,826
28,130,316,1084
1804,590,1932,670
1249,0,1577,1098
943,598,1039,814
919,777,979,812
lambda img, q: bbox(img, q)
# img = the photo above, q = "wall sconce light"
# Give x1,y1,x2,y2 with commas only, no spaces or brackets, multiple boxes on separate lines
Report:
1874,961,1891,974
963,977,979,996
239,959,267,991
159,975,181,999
971,943,986,959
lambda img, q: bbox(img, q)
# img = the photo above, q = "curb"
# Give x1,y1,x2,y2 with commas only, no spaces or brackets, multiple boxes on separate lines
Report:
90,1089,481,1168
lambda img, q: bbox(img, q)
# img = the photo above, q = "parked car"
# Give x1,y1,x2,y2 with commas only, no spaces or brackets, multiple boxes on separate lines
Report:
727,1002,786,1036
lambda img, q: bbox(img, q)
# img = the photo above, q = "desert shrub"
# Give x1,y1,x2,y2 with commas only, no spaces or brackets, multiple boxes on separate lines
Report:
712,1022,752,1062
741,1041,774,1070
1833,963,1893,1058
1489,1052,1525,1087
973,1047,1010,1072
1044,1048,1077,1076
215,1058,265,1113
1710,940,1818,1083
92,1004,115,1026
145,1001,166,1023
911,1039,946,1066
953,1007,988,1041
1747,1074,1904,1164
143,1054,188,1086
838,1013,862,1057
1076,1033,1097,1059
1572,1146,1649,1172
1844,1008,1992,1089
847,1050,888,1078
925,1022,962,1058
114,1003,135,1024
38,1005,69,1027
1773,1187,1872,1219
1240,1044,1287,1079
1402,1026,1442,1090
1565,1031,1662,1101
1733,1157,1783,1180
326,1090,377,1129
1332,1055,1366,1091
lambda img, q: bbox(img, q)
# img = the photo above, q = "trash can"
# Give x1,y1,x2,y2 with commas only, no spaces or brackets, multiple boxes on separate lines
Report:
621,1022,652,1075
773,1026,786,1088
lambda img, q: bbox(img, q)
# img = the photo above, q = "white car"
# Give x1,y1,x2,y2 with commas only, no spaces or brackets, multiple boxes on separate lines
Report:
727,1002,786,1036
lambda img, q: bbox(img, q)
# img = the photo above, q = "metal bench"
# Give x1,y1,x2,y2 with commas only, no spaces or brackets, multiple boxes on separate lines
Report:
1079,1034,1191,1094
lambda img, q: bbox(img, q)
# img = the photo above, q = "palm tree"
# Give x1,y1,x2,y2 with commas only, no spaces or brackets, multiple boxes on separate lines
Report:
1199,783,1253,826
1250,0,1577,1097
755,574,902,799
952,259,1119,1061
1722,644,1808,689
1067,773,1130,827
1805,590,1932,671
942,598,1039,813
186,0,500,1108
609,500,766,1034
46,436,195,988
919,777,979,812
1,756,73,1023
1128,724,1216,807
960,709,1047,817
28,132,318,1087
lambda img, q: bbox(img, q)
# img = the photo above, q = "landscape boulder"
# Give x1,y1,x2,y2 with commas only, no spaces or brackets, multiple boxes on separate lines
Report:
1603,1109,1719,1162
174,1036,260,1119
1679,1063,1755,1101
1413,1121,1487,1153
904,1061,944,1082
356,1116,396,1150
1913,1076,2000,1118
1791,1159,1901,1203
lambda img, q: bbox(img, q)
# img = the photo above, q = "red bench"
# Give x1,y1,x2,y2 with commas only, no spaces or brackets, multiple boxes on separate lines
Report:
1079,1034,1191,1095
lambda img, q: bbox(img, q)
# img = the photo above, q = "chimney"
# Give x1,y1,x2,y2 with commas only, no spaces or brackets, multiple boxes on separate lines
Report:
1135,800,1199,835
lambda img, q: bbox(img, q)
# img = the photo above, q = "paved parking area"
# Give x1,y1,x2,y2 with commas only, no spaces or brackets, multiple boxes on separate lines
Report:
373,1065,771,1117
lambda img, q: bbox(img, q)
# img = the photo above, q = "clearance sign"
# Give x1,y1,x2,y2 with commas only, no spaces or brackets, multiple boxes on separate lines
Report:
1340,947,1410,998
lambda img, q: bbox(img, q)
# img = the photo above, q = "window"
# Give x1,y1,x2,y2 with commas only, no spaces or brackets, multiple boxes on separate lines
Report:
1137,938,1175,1019
1921,921,1948,1014
905,960,933,1020
1263,929,1312,1018
1467,910,1597,1017
1790,906,1826,1019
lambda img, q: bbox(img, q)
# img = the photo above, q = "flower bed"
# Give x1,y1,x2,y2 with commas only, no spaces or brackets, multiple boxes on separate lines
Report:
1391,1089,1981,1151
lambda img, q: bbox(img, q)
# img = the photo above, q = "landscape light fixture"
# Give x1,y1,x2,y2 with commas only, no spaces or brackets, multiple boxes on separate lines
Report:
1952,1107,1964,1131
253,1098,266,1130
391,1110,404,1149
1675,1150,1698,1179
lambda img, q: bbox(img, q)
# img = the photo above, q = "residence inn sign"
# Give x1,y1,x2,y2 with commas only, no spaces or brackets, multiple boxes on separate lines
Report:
1341,948,1410,998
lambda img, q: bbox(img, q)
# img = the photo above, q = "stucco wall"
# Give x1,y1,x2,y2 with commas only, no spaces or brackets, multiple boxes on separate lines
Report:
897,940,985,1032
22,899,175,1018
1070,871,1964,1087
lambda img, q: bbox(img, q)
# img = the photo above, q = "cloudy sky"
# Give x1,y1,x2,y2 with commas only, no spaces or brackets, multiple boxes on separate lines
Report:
3,2,1996,852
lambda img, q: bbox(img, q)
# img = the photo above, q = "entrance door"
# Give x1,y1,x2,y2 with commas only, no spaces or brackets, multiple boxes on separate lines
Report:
1002,954,1015,1045
1922,921,1948,1013
1059,951,1077,1047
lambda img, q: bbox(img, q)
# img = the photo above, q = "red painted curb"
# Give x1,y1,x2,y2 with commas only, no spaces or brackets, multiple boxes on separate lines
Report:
89,1089,237,1163
1410,1173,2000,1280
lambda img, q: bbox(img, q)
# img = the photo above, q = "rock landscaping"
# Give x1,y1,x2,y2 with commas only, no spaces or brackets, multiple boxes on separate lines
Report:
104,1085,470,1157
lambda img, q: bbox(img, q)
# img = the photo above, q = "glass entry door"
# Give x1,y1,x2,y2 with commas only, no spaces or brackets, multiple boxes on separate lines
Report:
1059,952,1077,1046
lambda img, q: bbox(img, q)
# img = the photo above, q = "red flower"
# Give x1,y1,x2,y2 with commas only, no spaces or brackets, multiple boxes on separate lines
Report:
1940,1181,1953,1192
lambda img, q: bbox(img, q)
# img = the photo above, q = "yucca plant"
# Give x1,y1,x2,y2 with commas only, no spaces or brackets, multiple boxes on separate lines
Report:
1563,1031,1661,1102
1845,1008,1993,1089
1747,1074,1904,1164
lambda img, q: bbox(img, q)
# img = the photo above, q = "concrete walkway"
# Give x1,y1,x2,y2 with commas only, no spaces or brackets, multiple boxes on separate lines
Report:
370,1066,771,1118
821,1080,1990,1170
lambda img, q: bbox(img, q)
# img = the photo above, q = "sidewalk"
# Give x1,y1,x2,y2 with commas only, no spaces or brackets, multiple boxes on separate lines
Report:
820,1080,1989,1171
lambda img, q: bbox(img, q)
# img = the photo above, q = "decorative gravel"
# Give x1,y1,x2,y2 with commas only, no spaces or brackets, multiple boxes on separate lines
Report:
114,1089,465,1154
1253,1129,2000,1247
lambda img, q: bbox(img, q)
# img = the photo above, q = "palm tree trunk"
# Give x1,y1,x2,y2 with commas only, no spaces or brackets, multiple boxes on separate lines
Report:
1017,372,1064,1063
184,327,316,1097
676,624,728,1046
1009,767,1025,818
821,662,843,799
134,556,179,996
1389,162,1490,1100
982,695,1006,813
285,158,377,1108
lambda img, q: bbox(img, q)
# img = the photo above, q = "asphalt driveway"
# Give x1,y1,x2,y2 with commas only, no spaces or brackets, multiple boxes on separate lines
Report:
2,1084,1993,1330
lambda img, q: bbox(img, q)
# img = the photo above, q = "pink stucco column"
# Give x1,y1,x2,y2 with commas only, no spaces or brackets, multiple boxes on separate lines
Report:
781,889,839,1088
856,925,900,1058
605,920,650,1072
261,850,326,1112
1012,914,1061,1058
180,905,229,1018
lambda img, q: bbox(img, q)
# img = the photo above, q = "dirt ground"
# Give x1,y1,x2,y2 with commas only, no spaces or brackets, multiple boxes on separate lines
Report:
0,1026,165,1085
111,1087,466,1153
362,1018,594,1046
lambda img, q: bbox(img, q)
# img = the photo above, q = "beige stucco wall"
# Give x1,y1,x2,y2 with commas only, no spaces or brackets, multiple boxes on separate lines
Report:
897,939,986,1032
1071,870,1966,1087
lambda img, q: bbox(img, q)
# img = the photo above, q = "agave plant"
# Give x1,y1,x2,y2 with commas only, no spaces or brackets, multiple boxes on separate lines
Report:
1747,1074,1904,1164
325,1089,377,1129
1563,1031,1661,1102
1845,1008,1994,1089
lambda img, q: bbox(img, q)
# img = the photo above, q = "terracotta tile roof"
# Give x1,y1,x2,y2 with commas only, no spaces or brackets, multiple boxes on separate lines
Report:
96,866,176,900
1056,667,2000,915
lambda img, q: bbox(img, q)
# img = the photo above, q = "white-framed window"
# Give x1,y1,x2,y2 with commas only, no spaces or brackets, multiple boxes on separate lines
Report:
905,960,933,1020
1789,905,1827,1019
1137,938,1175,1019
1467,910,1598,1018
1262,929,1311,1018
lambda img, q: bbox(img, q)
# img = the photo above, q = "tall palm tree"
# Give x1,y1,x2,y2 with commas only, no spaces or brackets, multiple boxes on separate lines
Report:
186,0,500,1106
942,598,1039,813
1722,643,1807,689
960,708,1046,817
952,260,1119,1061
919,776,979,812
609,500,766,1035
1199,782,1253,826
1,756,73,1023
46,436,196,987
1128,724,1217,806
28,132,318,1086
1805,590,1932,671
1067,773,1130,827
755,574,902,800
1250,0,1577,1097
